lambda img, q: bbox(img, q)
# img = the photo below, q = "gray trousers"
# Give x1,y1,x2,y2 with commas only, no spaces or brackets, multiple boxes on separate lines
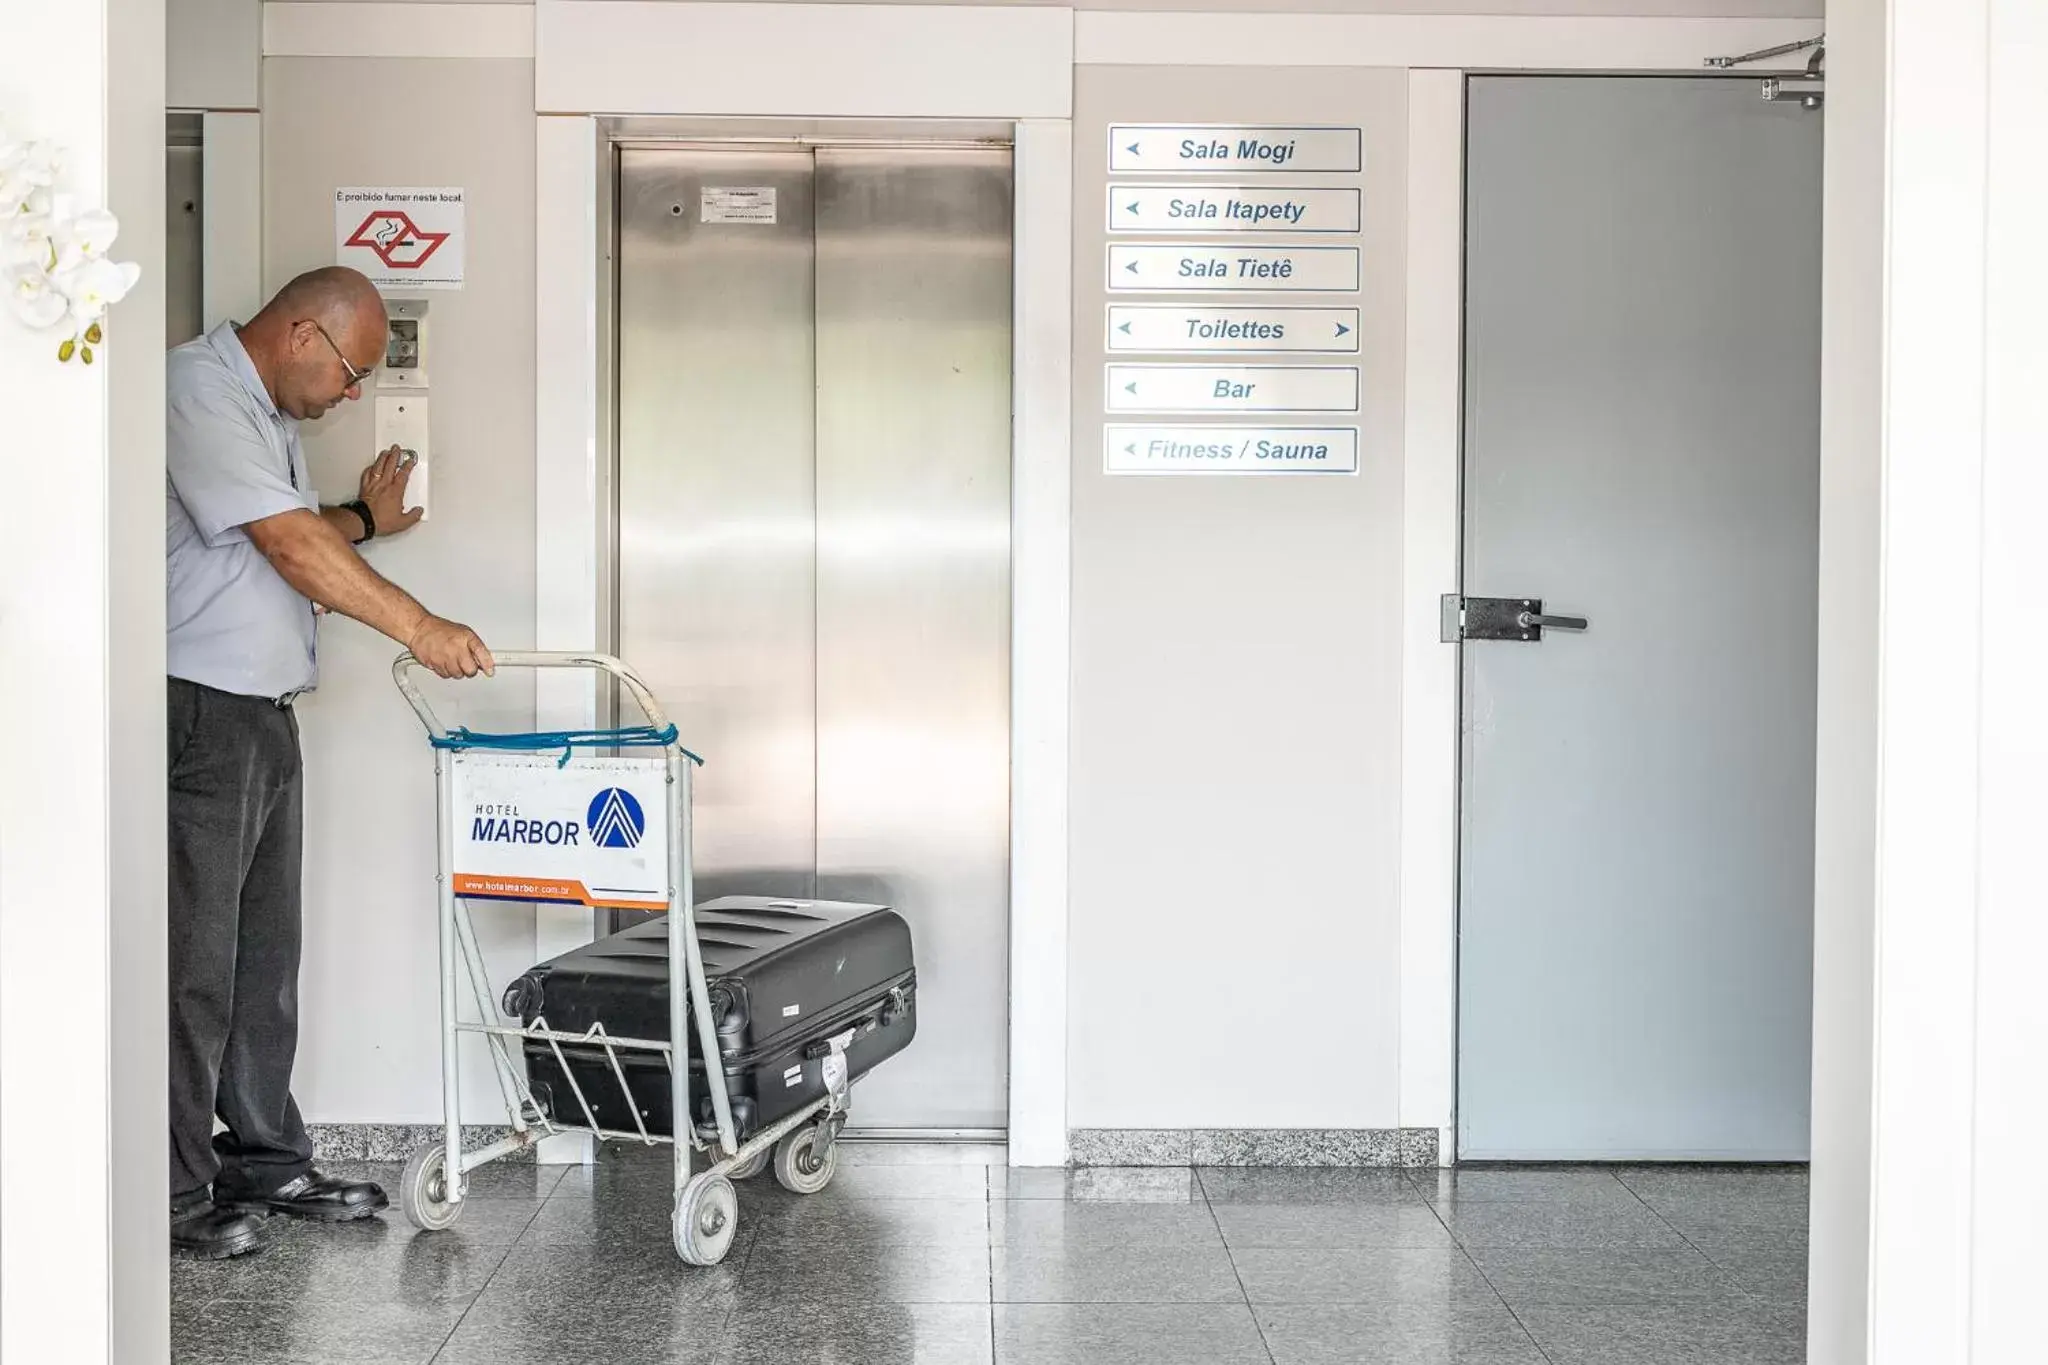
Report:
167,678,314,1204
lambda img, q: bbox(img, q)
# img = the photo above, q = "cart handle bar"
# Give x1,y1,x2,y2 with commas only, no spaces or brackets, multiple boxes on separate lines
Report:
391,650,675,744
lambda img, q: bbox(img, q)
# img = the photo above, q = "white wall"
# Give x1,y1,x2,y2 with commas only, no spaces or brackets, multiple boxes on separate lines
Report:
1066,66,1409,1129
168,0,259,108
262,55,540,1123
0,0,169,1360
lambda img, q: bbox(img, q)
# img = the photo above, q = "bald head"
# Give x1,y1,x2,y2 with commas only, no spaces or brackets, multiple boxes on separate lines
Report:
240,266,388,421
268,266,386,334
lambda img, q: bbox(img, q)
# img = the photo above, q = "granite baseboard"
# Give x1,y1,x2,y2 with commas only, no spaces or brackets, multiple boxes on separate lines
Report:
307,1124,537,1164
1069,1128,1439,1169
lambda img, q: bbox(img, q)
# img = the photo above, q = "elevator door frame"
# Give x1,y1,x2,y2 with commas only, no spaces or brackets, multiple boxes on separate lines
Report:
600,124,1018,1141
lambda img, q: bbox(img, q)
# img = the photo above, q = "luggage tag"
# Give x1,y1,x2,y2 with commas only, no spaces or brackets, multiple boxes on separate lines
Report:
820,1026,859,1114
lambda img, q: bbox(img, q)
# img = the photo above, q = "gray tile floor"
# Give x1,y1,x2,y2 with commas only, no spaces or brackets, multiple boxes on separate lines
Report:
172,1146,1809,1365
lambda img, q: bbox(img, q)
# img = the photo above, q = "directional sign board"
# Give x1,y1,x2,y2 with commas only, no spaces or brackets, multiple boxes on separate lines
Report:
1106,364,1360,414
1108,245,1361,293
1109,126,1363,175
1109,185,1361,234
1105,425,1360,475
1107,305,1359,354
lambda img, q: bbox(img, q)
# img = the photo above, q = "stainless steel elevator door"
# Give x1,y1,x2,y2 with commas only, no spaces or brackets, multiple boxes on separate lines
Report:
813,148,1013,1130
617,145,1013,1132
619,150,820,904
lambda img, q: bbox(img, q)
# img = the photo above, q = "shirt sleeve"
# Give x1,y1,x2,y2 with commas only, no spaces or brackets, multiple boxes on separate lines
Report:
166,380,304,548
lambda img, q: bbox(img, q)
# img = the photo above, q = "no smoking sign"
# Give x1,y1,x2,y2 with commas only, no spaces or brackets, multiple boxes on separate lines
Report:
335,187,465,291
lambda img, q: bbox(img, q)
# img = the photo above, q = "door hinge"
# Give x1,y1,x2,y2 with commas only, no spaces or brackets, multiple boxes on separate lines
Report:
1440,595,1590,643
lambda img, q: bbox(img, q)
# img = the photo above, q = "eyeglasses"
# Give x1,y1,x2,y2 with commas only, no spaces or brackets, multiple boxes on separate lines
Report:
311,320,374,396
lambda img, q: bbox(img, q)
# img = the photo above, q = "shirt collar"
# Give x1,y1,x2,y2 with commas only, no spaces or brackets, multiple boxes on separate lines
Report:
206,321,286,424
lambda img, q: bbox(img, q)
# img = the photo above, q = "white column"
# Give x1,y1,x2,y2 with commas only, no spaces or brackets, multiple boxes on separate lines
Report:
1966,0,2048,1347
200,110,263,329
0,0,168,1361
1831,0,2048,1360
531,113,603,1166
1007,117,1074,1168
1397,68,1461,1158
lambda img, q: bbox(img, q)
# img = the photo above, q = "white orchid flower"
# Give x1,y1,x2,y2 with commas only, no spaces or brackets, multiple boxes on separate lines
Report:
53,254,141,325
0,122,135,361
7,262,69,330
0,121,27,180
14,140,58,187
4,201,64,270
1,142,57,212
69,208,118,257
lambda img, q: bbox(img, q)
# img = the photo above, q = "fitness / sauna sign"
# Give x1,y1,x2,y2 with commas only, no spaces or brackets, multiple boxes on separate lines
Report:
448,753,671,911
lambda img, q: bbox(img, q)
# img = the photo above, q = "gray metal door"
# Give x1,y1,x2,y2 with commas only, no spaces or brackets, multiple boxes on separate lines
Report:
617,144,1013,1133
1456,77,1821,1161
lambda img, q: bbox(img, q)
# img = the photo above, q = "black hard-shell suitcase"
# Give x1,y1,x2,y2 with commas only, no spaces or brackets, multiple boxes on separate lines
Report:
503,895,916,1141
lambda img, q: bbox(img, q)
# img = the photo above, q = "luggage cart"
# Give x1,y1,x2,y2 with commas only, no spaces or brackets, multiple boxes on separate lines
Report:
389,650,848,1266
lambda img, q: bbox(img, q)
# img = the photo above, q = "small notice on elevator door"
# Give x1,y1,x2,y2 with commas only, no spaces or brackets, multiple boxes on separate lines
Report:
700,187,777,224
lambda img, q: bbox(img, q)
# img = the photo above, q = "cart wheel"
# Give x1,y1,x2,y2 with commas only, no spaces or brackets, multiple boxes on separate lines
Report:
726,1146,770,1181
773,1123,838,1195
672,1172,739,1266
399,1145,463,1232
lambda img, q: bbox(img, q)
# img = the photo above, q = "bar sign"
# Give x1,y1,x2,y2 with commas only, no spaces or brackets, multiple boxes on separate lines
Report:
1106,364,1360,414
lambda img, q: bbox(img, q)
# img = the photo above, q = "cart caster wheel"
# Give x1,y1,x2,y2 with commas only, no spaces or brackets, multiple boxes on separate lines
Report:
673,1172,739,1266
727,1145,770,1181
399,1145,463,1232
773,1123,838,1195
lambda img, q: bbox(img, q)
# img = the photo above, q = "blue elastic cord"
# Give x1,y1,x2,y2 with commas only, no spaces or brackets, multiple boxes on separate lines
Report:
429,723,703,769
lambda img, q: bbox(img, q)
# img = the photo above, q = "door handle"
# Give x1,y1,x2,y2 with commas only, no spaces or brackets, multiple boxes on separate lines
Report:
1516,610,1587,632
1442,596,1590,642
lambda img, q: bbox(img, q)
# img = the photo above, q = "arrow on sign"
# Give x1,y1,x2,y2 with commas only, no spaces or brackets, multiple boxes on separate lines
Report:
1117,322,1133,335
1125,443,1138,456
1125,382,1138,395
1125,201,1140,215
1126,143,1141,157
1336,323,1352,337
1125,261,1140,274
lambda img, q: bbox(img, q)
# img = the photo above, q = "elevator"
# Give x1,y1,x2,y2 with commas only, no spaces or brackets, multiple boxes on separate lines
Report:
614,142,1014,1134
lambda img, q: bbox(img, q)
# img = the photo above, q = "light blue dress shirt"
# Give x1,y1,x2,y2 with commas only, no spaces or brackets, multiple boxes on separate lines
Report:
165,323,322,700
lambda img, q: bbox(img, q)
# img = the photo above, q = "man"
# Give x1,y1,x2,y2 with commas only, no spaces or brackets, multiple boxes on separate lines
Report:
165,266,494,1260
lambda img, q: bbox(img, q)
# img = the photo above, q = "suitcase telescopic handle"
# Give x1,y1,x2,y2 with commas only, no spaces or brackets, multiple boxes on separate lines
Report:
390,650,674,742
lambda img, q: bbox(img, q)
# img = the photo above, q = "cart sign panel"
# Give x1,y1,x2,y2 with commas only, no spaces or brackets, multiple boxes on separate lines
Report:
449,753,671,911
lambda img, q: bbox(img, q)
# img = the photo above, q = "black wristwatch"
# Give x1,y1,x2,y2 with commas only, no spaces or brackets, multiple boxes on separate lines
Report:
342,499,376,545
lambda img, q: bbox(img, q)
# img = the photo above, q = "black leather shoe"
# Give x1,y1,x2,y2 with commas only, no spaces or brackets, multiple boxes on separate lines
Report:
170,1201,266,1260
222,1170,389,1223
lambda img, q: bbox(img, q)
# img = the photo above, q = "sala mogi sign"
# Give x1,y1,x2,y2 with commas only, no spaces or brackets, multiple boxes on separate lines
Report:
449,753,670,911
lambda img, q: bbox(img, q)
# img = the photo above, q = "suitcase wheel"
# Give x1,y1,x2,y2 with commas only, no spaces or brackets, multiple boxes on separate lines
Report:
726,1145,770,1181
673,1172,739,1267
399,1144,463,1233
773,1123,838,1196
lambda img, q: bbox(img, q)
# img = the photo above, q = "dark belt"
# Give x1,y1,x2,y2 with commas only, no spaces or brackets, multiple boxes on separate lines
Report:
172,676,306,710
